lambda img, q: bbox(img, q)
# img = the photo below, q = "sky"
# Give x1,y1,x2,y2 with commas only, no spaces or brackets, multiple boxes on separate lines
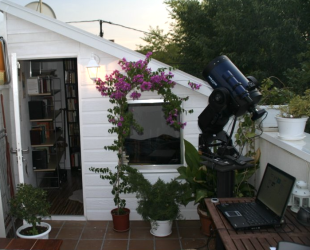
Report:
5,0,172,50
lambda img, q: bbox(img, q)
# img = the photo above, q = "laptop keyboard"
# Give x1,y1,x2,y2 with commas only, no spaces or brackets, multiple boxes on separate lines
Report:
237,203,268,225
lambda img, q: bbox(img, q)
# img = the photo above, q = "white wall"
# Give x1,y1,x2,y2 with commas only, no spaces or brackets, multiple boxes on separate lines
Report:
4,13,209,221
78,46,208,220
258,133,310,190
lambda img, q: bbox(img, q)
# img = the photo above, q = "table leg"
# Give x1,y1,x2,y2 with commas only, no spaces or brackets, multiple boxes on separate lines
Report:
216,170,235,198
216,233,225,250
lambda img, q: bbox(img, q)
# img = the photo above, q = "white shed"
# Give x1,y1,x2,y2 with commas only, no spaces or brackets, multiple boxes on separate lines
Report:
0,0,212,236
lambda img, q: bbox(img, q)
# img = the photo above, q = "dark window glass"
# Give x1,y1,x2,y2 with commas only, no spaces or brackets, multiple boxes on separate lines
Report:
124,102,181,165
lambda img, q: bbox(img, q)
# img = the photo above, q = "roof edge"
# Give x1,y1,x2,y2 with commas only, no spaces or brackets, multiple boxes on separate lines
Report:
0,0,211,96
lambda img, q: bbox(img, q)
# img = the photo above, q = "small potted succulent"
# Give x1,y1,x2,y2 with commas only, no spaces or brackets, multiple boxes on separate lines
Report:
276,89,310,140
127,168,191,237
9,183,51,239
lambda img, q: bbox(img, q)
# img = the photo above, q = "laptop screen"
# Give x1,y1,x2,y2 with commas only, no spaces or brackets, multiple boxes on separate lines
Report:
256,163,296,217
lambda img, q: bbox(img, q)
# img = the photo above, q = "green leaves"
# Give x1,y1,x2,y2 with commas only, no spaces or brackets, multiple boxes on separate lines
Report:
156,0,310,82
176,140,216,209
279,89,310,118
90,53,199,211
127,169,191,221
195,189,211,204
9,184,50,235
178,137,258,206
184,139,201,172
259,77,295,105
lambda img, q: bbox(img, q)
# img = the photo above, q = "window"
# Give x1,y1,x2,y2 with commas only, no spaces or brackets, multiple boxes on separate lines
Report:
124,100,182,166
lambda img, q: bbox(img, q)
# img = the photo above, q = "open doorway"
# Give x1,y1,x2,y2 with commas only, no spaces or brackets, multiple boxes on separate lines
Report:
19,58,83,215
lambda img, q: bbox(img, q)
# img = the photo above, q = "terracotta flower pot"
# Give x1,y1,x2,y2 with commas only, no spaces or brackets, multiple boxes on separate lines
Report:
197,205,214,236
111,208,130,232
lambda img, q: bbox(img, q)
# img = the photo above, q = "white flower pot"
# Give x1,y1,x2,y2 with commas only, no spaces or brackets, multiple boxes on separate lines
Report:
150,220,172,237
276,116,308,140
258,105,282,131
16,222,51,239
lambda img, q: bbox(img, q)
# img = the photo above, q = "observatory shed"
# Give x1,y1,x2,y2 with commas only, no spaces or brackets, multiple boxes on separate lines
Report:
0,0,211,229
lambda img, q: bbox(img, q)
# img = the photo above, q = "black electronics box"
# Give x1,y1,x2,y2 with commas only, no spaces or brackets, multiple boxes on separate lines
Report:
30,129,42,145
28,101,46,119
32,149,48,169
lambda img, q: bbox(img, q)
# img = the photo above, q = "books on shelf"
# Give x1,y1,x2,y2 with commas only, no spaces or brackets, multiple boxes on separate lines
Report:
30,120,56,145
66,85,76,97
69,135,80,147
65,71,76,84
67,111,78,122
64,60,76,71
36,121,52,138
67,99,77,111
30,126,46,145
69,123,79,136
70,152,81,168
64,59,81,170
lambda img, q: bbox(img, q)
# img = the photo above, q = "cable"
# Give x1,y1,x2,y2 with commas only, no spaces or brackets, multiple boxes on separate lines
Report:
66,19,151,35
256,110,268,137
273,222,296,234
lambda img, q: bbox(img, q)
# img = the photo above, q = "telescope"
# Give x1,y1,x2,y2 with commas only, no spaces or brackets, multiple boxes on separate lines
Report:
198,55,266,163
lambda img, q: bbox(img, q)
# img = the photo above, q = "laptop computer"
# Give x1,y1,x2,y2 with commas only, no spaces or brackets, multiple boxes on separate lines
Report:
216,163,296,230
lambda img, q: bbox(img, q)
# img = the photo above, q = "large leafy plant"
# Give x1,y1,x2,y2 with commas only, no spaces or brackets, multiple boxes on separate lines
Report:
259,77,294,105
89,52,200,214
9,183,50,235
127,168,191,221
176,140,216,211
177,133,258,211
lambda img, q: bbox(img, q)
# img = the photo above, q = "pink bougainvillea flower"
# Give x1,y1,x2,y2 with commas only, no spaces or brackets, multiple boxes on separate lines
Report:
94,51,201,137
141,81,152,91
130,91,141,100
188,81,202,90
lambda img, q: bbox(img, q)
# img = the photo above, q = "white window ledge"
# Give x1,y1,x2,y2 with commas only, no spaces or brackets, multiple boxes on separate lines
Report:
260,132,310,162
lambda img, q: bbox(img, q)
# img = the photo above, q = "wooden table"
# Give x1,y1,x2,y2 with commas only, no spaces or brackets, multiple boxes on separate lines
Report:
0,238,62,250
205,197,310,250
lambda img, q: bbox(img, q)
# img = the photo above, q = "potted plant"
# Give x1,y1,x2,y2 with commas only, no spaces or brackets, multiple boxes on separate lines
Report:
127,168,191,237
258,76,294,130
9,183,51,239
177,134,258,236
89,52,200,231
176,140,216,236
276,89,310,140
234,113,261,197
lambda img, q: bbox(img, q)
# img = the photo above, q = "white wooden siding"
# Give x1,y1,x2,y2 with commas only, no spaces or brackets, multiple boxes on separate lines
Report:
5,13,209,220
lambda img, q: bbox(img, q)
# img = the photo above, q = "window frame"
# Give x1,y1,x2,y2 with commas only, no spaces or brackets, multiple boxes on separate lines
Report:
126,99,184,170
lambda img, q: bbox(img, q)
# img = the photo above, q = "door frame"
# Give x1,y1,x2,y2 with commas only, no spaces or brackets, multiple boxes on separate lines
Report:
11,53,27,184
